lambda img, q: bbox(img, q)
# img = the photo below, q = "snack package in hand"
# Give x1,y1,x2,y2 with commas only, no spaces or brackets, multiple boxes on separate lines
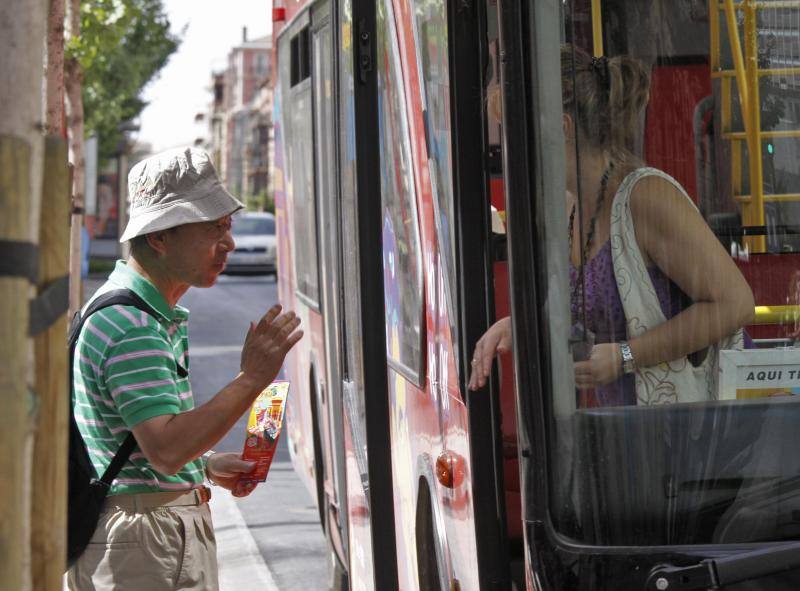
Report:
233,381,290,497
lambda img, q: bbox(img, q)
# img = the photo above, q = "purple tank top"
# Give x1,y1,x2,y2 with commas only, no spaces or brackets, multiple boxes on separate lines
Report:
570,240,687,406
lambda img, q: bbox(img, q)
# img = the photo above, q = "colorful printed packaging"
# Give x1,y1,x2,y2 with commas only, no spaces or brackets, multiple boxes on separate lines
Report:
233,381,290,497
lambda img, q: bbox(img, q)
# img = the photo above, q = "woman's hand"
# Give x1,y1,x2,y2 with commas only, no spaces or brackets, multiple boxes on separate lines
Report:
468,317,512,391
573,343,622,389
206,452,256,492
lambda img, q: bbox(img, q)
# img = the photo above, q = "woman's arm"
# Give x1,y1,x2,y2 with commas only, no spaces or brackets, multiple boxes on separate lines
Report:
575,175,754,388
626,174,754,368
468,316,512,391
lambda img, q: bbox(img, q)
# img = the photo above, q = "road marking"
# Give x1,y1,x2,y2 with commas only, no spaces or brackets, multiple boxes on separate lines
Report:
191,345,242,357
211,489,280,591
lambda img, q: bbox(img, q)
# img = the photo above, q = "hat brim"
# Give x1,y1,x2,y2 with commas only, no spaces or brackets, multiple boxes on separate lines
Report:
120,184,244,242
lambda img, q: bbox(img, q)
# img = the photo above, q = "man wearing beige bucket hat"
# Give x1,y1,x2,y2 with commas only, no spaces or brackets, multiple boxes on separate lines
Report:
68,147,303,590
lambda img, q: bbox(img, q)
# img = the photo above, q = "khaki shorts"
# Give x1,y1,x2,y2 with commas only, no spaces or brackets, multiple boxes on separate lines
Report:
67,487,218,591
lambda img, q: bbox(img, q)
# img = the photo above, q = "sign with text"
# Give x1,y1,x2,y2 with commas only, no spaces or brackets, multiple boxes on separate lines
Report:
719,348,800,399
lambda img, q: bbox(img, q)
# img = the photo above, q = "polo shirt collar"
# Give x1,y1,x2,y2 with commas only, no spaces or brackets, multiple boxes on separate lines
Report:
108,260,189,323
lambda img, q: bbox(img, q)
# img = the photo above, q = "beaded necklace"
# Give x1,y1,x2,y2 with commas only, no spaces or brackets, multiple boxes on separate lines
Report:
569,161,614,339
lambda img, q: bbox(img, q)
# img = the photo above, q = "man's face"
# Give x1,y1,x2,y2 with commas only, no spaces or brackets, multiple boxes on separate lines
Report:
162,215,235,287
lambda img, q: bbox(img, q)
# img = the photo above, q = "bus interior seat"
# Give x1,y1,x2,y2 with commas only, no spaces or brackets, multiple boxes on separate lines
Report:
570,398,800,546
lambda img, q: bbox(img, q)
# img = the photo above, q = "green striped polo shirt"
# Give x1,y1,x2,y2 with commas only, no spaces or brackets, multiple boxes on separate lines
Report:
73,260,205,494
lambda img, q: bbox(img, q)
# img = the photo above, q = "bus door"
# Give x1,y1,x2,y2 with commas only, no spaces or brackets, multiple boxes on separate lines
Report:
310,0,350,573
498,0,800,588
401,0,520,585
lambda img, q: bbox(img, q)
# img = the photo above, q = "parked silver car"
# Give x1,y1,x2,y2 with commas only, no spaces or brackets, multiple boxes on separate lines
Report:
225,212,277,276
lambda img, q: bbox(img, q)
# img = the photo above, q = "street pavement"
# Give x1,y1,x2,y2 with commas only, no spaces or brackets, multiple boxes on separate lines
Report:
81,269,330,590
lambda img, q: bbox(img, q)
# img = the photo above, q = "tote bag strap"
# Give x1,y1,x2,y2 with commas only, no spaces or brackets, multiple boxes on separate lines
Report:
610,167,697,338
610,167,714,405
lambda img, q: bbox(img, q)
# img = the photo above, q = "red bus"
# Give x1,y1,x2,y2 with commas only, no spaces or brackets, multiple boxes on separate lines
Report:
272,0,800,588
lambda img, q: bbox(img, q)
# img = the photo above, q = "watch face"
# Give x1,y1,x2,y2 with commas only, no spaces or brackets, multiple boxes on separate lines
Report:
621,344,635,373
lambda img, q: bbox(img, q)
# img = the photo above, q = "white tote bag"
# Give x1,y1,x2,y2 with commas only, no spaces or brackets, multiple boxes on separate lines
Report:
609,167,744,405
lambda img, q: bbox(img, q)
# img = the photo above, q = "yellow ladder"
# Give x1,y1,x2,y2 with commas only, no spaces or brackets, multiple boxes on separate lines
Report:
711,0,800,252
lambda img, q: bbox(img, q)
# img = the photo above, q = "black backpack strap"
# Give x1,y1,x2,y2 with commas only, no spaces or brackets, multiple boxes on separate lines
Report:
96,433,137,488
68,289,156,351
70,288,160,485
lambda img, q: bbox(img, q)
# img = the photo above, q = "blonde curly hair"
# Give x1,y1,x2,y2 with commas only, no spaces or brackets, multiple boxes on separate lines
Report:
561,44,650,161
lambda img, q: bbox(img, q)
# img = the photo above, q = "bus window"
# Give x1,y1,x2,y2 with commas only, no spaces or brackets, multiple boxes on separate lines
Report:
377,0,425,383
410,0,459,371
287,24,320,306
525,0,800,549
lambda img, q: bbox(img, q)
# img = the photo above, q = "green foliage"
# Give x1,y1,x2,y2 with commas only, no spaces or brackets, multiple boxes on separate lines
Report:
88,257,117,275
245,190,276,213
66,0,181,161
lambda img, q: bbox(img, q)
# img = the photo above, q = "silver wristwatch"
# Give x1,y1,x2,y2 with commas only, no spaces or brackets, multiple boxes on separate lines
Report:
619,341,636,375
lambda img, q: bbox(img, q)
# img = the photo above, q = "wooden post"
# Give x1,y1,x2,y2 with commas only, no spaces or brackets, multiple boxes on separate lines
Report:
31,136,70,589
0,0,47,586
0,136,33,591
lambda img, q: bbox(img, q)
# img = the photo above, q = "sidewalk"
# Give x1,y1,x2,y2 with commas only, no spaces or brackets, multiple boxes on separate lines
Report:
211,487,280,590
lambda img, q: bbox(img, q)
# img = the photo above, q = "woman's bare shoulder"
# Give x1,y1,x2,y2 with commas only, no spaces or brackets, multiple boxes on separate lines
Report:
628,171,696,224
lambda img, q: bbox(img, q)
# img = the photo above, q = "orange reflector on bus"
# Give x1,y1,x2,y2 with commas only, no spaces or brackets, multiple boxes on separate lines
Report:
436,451,465,489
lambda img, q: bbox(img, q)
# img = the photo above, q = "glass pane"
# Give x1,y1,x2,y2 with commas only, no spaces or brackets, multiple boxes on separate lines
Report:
543,0,800,547
314,26,336,211
411,0,459,372
289,41,320,304
378,0,424,380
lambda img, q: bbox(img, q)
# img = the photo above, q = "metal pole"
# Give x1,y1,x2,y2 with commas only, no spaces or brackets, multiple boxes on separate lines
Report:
591,0,604,56
118,150,130,259
744,0,766,252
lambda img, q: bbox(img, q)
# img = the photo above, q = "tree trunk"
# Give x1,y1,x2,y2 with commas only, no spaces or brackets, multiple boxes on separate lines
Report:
45,0,66,137
0,0,47,588
66,0,84,318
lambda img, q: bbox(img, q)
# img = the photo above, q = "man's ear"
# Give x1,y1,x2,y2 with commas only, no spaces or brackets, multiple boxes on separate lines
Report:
145,230,169,257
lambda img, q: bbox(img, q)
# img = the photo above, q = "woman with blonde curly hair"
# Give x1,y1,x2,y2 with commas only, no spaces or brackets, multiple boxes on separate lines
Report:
470,45,754,406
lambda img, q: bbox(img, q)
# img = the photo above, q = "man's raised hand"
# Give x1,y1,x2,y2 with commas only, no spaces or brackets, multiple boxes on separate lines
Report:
240,304,303,391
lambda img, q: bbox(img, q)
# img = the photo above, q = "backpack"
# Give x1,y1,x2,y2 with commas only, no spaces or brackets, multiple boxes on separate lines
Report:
66,288,157,568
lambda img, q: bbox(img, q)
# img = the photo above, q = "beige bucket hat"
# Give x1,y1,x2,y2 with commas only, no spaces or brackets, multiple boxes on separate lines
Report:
120,147,244,242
